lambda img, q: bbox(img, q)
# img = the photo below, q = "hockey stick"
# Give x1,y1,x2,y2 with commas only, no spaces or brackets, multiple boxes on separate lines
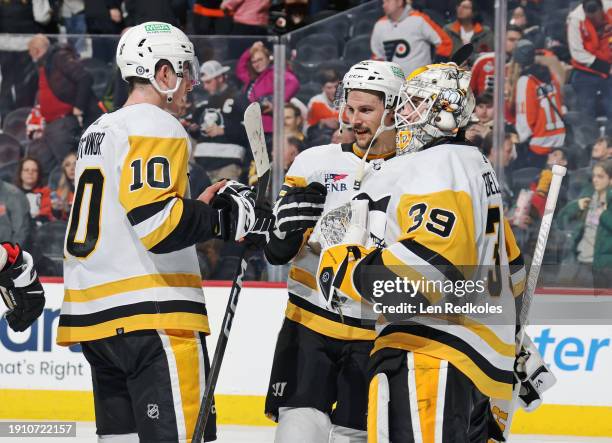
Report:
192,102,270,442
492,164,566,441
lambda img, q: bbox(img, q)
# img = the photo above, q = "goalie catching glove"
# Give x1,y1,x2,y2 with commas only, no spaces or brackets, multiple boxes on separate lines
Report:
0,243,45,332
211,180,274,248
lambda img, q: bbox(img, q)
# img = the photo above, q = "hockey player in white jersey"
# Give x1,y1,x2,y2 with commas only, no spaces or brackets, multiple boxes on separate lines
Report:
315,62,554,442
263,60,405,442
57,22,273,443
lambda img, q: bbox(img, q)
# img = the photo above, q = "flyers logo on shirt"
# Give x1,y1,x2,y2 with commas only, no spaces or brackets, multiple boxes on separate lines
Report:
383,39,411,60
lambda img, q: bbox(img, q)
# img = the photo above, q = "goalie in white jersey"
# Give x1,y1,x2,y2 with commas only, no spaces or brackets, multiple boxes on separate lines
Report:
263,60,405,442
316,62,554,442
57,22,272,443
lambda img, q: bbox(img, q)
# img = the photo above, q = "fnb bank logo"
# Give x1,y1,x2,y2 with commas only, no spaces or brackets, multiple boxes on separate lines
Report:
0,308,81,353
324,173,348,192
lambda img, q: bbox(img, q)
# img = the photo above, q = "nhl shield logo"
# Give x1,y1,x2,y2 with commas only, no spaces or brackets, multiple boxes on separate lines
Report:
147,403,160,419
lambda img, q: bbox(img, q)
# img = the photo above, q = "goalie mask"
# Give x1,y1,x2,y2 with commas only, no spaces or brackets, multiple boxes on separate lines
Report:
116,22,200,103
395,63,475,156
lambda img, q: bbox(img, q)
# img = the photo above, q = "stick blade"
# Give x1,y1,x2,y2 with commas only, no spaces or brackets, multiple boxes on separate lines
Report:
451,43,474,66
244,102,270,179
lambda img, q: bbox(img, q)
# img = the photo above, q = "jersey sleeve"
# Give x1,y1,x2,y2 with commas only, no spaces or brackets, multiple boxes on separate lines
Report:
504,218,526,328
264,151,312,265
119,132,220,254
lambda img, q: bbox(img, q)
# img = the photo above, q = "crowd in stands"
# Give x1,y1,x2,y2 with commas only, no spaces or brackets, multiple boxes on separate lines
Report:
0,0,610,288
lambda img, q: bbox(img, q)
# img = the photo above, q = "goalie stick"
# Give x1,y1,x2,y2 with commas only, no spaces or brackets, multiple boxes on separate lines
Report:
192,102,270,442
491,164,566,441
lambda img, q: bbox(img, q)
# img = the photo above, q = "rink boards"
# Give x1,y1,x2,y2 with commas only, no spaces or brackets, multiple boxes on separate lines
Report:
0,281,610,437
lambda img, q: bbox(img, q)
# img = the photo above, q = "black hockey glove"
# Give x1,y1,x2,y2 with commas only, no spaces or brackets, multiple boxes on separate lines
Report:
274,182,327,235
212,180,274,248
243,201,275,250
0,243,45,332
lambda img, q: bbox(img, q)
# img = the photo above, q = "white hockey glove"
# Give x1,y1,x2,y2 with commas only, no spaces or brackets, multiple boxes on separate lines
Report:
515,334,557,412
0,243,45,332
273,182,327,239
211,180,274,248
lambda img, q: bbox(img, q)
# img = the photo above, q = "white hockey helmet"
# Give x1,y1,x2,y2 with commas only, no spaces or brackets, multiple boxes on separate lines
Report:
116,22,199,102
395,63,475,155
340,60,405,109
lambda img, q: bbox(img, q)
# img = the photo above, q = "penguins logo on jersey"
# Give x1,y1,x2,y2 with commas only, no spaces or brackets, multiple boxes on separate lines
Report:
324,173,349,192
383,39,410,60
200,108,224,133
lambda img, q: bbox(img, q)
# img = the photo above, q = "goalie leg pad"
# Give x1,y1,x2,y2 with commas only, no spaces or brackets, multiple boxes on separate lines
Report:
275,407,332,443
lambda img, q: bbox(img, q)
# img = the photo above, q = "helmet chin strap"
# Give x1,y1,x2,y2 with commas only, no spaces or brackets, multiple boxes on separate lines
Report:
353,109,394,190
150,76,183,104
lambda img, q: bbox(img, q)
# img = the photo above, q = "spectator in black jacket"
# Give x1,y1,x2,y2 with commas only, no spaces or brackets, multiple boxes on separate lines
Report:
193,0,232,34
26,35,103,173
190,60,248,182
0,0,42,118
124,0,189,28
84,0,123,62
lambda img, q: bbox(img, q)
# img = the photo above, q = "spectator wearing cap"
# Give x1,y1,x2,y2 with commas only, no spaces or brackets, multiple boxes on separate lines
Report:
191,60,249,183
443,0,493,58
567,0,612,126
306,69,340,131
236,41,300,138
512,39,566,168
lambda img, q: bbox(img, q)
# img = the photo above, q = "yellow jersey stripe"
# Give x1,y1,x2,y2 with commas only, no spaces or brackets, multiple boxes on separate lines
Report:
57,312,210,346
140,198,184,249
64,272,202,302
289,266,317,290
285,301,376,341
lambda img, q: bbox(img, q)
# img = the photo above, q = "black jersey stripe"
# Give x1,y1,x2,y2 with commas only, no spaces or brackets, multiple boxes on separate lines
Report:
378,323,514,384
288,293,376,330
127,196,174,226
400,239,465,283
58,300,208,327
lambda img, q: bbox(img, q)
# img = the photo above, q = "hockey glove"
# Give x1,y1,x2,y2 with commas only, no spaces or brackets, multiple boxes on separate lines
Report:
244,201,275,250
273,182,327,237
514,334,557,412
212,180,274,247
0,243,45,332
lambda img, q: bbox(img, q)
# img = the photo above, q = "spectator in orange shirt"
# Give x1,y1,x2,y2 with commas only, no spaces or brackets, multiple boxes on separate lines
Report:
443,0,494,58
306,69,340,131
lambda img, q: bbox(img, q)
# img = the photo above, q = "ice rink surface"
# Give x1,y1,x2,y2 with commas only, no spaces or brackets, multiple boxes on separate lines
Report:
12,423,612,443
